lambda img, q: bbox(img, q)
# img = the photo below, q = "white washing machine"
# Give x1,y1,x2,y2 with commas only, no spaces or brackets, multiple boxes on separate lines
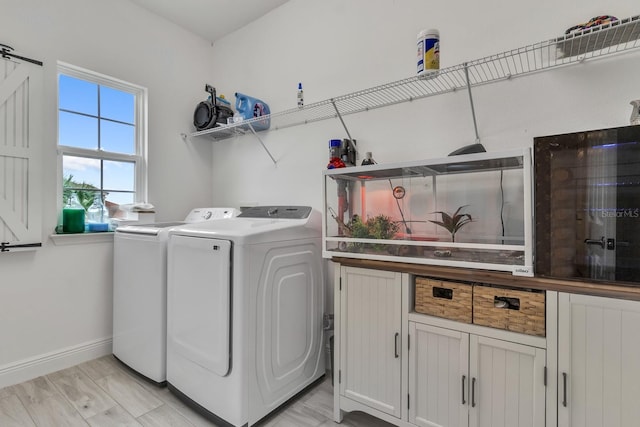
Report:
113,207,238,384
166,206,325,426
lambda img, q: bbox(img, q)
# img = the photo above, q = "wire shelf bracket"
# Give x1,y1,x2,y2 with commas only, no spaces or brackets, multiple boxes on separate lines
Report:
463,63,481,144
246,122,277,165
184,122,276,165
330,99,359,160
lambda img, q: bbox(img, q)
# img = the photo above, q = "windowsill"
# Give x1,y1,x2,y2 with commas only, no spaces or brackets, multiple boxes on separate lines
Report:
50,232,114,246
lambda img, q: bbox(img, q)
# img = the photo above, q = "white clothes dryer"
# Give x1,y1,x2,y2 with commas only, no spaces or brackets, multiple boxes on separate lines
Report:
113,207,238,384
166,206,325,426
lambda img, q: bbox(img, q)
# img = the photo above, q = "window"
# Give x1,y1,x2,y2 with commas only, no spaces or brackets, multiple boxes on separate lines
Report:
57,62,147,225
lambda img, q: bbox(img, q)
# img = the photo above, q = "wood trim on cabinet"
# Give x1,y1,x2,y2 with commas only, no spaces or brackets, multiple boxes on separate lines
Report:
331,257,640,301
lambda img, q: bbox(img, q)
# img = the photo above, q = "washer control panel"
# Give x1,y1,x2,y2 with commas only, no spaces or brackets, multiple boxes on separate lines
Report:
184,207,238,222
238,206,312,219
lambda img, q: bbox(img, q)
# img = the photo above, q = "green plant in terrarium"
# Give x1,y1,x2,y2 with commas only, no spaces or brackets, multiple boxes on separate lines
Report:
347,216,367,238
347,214,400,252
429,205,473,243
368,215,401,240
348,214,400,239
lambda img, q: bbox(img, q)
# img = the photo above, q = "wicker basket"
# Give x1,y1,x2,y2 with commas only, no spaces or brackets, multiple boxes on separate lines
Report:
472,285,545,336
415,277,472,323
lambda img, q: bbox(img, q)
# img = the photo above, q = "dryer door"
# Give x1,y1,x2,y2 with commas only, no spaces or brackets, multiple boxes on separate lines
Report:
168,235,231,377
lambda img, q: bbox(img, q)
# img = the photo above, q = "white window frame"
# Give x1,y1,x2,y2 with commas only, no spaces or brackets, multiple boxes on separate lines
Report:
56,62,148,222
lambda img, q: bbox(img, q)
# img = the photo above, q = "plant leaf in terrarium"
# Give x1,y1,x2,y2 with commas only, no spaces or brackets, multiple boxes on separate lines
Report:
429,205,473,242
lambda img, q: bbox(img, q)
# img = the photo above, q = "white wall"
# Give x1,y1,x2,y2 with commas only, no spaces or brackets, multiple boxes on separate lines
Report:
0,0,216,387
207,0,640,345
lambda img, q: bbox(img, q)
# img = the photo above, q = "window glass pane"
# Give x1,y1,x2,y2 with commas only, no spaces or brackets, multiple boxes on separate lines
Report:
105,192,134,219
100,86,135,124
59,75,98,115
104,160,134,191
59,111,98,149
63,155,101,189
101,120,135,154
105,191,135,210
106,192,134,206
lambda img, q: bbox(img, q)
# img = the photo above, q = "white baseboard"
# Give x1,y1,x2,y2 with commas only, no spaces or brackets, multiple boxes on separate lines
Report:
0,337,112,389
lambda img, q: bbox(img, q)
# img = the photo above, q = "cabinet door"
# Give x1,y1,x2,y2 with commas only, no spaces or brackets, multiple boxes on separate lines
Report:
558,293,640,427
469,336,545,427
409,322,469,427
340,267,402,417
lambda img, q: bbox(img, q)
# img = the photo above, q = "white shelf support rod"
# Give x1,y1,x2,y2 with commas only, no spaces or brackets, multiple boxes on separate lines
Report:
463,63,481,144
247,123,277,165
330,99,359,158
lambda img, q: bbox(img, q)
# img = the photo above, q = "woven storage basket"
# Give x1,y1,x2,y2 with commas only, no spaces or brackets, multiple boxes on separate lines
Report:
415,277,472,323
472,285,545,336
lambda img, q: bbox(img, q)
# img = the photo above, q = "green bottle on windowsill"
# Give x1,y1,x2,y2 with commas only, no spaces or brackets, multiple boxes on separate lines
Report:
62,191,86,233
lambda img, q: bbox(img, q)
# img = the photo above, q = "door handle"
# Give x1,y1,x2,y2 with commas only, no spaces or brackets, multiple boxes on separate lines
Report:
584,236,605,249
462,375,466,405
471,377,476,408
562,372,568,407
394,332,399,358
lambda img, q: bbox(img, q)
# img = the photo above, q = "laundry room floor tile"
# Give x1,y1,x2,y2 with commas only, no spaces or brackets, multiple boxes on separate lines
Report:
47,366,118,419
77,355,123,382
94,372,163,418
85,405,142,427
137,404,194,427
0,355,394,426
0,394,37,427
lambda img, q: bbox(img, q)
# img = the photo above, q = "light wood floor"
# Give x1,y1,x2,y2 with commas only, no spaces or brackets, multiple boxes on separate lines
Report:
0,355,394,426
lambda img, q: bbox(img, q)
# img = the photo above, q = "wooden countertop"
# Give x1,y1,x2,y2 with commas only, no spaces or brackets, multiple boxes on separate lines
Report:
332,257,640,301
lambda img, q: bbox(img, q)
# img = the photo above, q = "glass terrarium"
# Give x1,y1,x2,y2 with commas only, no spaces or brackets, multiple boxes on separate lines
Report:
322,148,533,275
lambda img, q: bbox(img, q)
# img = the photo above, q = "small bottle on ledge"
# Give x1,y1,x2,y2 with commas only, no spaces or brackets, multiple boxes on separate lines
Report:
361,152,376,165
87,193,110,232
297,82,304,109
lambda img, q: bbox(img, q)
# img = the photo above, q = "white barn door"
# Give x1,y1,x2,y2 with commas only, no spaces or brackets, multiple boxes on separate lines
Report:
0,57,43,252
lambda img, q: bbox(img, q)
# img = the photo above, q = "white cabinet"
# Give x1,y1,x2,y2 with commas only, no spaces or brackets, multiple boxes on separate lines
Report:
469,335,546,427
408,322,546,427
332,263,555,427
337,266,405,420
558,293,640,427
409,322,469,427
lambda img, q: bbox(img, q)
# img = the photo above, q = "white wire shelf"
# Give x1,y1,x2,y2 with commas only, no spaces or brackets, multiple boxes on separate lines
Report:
188,14,640,141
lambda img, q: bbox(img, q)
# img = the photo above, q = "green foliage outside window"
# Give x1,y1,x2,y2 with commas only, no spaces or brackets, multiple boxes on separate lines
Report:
63,175,99,210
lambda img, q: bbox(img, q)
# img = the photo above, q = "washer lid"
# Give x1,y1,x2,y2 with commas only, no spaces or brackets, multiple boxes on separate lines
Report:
168,207,321,244
115,221,185,235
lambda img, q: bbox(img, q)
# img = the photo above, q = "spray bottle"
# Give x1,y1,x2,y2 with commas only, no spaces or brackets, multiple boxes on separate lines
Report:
297,83,304,108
